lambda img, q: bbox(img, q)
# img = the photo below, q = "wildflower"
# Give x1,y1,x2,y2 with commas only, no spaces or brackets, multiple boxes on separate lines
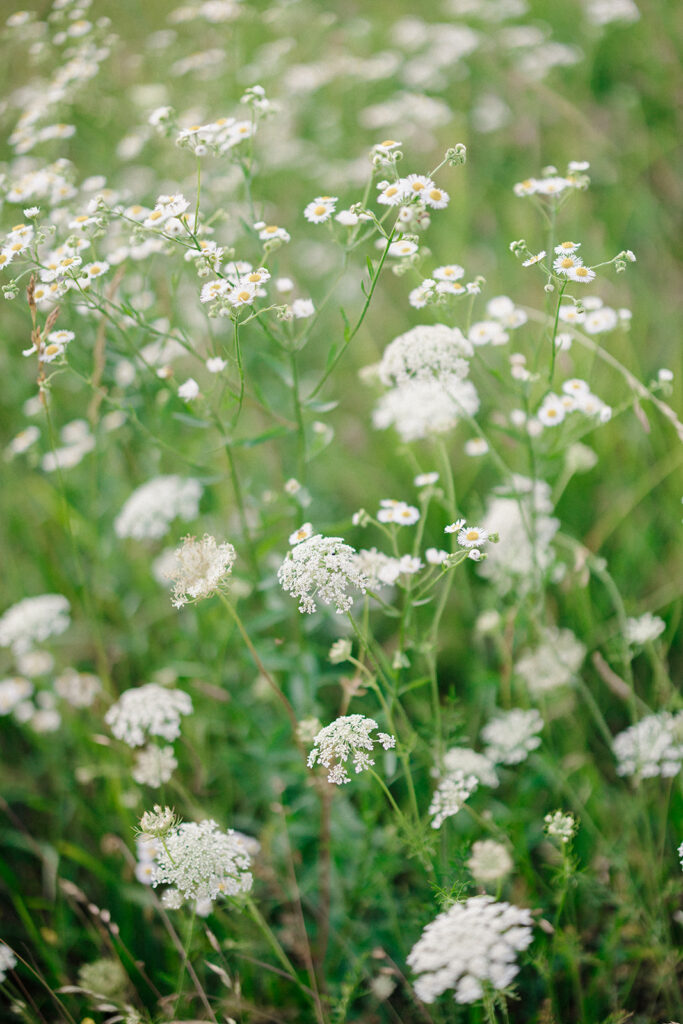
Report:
206,356,227,372
292,298,314,318
328,638,352,664
515,628,585,696
165,534,236,609
544,810,577,844
468,320,509,347
414,471,439,487
429,770,478,828
115,476,203,540
0,594,70,655
54,669,101,707
278,534,368,614
0,943,17,983
289,523,313,545
388,239,418,257
105,683,193,748
434,264,464,281
467,840,513,883
445,519,466,534
522,250,546,267
423,185,449,209
377,501,420,526
482,708,544,765
307,714,395,784
132,745,178,787
0,677,33,715
566,265,596,284
553,253,583,275
77,959,127,999
465,438,488,456
624,613,666,646
537,394,566,427
138,804,180,839
554,241,581,254
377,324,473,386
613,712,683,778
407,895,534,1004
304,196,337,223
377,181,406,206
151,818,252,904
441,747,499,787
457,525,489,548
178,378,200,401
297,717,322,744
584,306,618,334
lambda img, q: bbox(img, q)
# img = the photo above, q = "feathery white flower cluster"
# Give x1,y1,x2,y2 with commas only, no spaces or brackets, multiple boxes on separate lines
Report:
441,747,499,788
278,533,368,614
0,942,17,983
115,475,203,540
105,683,193,748
482,709,544,765
407,895,534,1004
0,594,71,655
369,324,479,442
477,477,559,595
514,627,585,696
429,769,478,829
165,534,236,608
132,745,178,787
307,714,395,785
54,668,101,707
624,613,666,646
544,810,577,844
612,712,683,778
150,818,253,905
467,840,514,884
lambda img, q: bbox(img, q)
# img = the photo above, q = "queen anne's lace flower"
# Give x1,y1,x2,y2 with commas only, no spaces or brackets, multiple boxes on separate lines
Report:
407,895,534,1004
429,770,478,829
307,714,396,784
105,683,193,748
0,942,17,983
467,840,513,883
0,594,70,655
376,324,473,387
482,708,544,765
165,534,236,608
514,627,585,696
115,475,203,540
544,810,577,844
623,613,666,646
441,747,499,787
151,819,253,904
613,712,683,778
132,745,178,787
373,377,480,443
278,534,368,614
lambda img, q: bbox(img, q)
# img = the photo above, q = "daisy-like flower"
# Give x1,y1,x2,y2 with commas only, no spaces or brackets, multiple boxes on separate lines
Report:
307,714,395,784
0,594,70,655
522,250,546,267
206,356,227,372
377,501,420,526
289,523,314,545
151,818,253,904
426,548,449,564
414,472,439,487
429,770,478,828
200,280,230,303
513,178,538,196
423,184,449,209
482,708,543,765
292,298,315,318
558,304,585,324
553,253,583,275
403,173,435,198
407,895,534,1004
457,525,489,548
165,534,236,608
537,395,566,427
562,378,590,397
374,139,402,153
388,239,418,257
377,181,406,206
534,176,570,196
255,223,291,244
566,265,596,284
554,241,581,255
434,264,465,281
106,683,193,748
278,533,368,614
178,378,200,401
464,437,489,456
229,282,258,307
468,320,508,347
445,519,466,534
304,196,338,223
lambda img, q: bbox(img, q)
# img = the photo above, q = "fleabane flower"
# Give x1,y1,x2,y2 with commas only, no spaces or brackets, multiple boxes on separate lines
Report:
165,534,236,608
304,196,337,223
277,533,368,614
105,683,193,748
457,525,489,548
377,500,420,526
377,181,406,206
407,895,534,1004
307,714,395,784
566,264,596,284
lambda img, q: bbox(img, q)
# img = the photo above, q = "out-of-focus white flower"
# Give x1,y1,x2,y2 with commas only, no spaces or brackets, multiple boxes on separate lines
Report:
105,683,193,748
482,708,543,765
115,475,203,540
613,712,683,778
165,534,236,608
0,594,70,655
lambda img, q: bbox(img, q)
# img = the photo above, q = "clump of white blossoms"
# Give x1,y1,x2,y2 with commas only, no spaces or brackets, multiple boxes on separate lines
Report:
544,810,578,844
105,683,193,748
150,818,253,905
467,840,514,884
0,942,17,983
407,895,534,1004
482,708,544,765
623,612,666,646
372,377,480,443
165,534,236,608
132,745,178,787
0,594,70,655
307,714,396,785
375,323,473,387
278,533,368,614
514,627,585,696
114,475,203,540
612,712,683,778
429,769,479,829
441,747,499,788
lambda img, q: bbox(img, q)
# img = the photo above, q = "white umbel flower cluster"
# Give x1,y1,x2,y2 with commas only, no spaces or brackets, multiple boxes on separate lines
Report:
407,895,534,1004
307,714,396,784
0,594,71,655
132,744,178,787
115,475,203,540
429,769,478,829
544,810,578,844
441,747,499,788
278,533,368,614
481,708,544,765
514,627,585,696
105,683,193,748
0,942,17,983
376,324,473,387
151,818,253,905
623,612,666,646
166,534,236,608
612,712,683,778
467,840,514,884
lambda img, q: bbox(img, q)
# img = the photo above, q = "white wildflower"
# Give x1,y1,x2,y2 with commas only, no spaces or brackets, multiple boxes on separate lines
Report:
624,613,666,646
0,677,33,715
277,534,368,614
0,594,70,655
115,476,203,540
441,747,499,788
178,378,200,401
132,745,178,787
165,534,236,608
613,712,683,778
373,377,480,442
105,683,193,748
544,810,577,844
482,708,544,765
407,895,533,1004
152,819,252,904
307,714,395,784
514,627,585,696
429,770,478,829
0,943,17,983
54,669,101,707
467,840,513,883
376,324,473,387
